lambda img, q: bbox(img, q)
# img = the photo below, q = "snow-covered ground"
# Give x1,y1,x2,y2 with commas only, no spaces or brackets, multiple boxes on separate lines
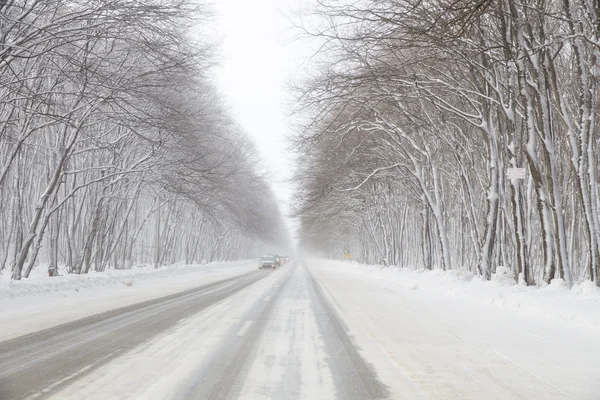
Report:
316,260,600,328
308,259,600,399
0,260,257,341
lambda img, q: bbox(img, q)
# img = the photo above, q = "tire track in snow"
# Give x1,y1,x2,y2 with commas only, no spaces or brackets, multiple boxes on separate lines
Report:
305,261,390,400
179,263,296,400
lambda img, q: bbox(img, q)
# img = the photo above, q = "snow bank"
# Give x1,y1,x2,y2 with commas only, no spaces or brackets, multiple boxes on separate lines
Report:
315,260,600,328
0,261,251,300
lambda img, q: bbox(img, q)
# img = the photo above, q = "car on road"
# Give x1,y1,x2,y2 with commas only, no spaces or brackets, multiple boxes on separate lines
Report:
259,255,277,269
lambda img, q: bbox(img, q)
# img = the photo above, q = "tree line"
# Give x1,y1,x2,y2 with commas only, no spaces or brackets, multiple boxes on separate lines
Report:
293,0,600,286
0,0,289,279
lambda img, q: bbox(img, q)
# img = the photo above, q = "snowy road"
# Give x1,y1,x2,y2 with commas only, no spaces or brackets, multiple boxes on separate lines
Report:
0,262,387,400
0,270,271,400
1,260,598,399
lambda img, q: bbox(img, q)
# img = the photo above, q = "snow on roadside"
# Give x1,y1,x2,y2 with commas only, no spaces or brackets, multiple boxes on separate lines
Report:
309,260,600,399
0,260,257,341
312,259,600,328
0,261,253,299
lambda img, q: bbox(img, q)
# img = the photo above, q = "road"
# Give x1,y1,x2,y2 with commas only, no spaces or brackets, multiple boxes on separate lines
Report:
0,270,271,400
1,260,598,399
0,262,387,400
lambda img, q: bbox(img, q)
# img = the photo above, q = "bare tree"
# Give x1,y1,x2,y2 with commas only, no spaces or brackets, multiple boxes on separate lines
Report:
293,0,600,287
0,0,289,280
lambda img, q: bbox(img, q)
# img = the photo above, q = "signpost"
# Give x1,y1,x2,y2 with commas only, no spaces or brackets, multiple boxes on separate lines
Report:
343,249,352,260
507,167,526,180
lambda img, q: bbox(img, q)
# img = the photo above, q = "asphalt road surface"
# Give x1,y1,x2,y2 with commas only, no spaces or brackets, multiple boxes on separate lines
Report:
0,262,388,400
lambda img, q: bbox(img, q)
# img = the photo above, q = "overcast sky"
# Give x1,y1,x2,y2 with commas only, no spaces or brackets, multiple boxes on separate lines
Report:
213,0,313,243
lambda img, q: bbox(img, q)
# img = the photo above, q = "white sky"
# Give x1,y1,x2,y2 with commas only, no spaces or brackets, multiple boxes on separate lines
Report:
213,0,313,244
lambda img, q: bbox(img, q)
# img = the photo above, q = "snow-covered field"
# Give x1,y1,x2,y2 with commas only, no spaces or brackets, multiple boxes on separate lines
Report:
0,260,257,341
308,259,600,399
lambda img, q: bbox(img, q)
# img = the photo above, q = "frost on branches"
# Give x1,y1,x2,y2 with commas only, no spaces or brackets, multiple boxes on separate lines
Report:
293,0,600,287
0,1,289,279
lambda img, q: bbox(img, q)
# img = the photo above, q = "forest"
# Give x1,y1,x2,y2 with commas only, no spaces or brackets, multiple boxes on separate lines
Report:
0,1,289,280
294,0,600,286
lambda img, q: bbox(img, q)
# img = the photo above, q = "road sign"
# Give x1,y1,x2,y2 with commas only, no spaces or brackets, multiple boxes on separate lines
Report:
343,249,352,260
507,168,526,179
